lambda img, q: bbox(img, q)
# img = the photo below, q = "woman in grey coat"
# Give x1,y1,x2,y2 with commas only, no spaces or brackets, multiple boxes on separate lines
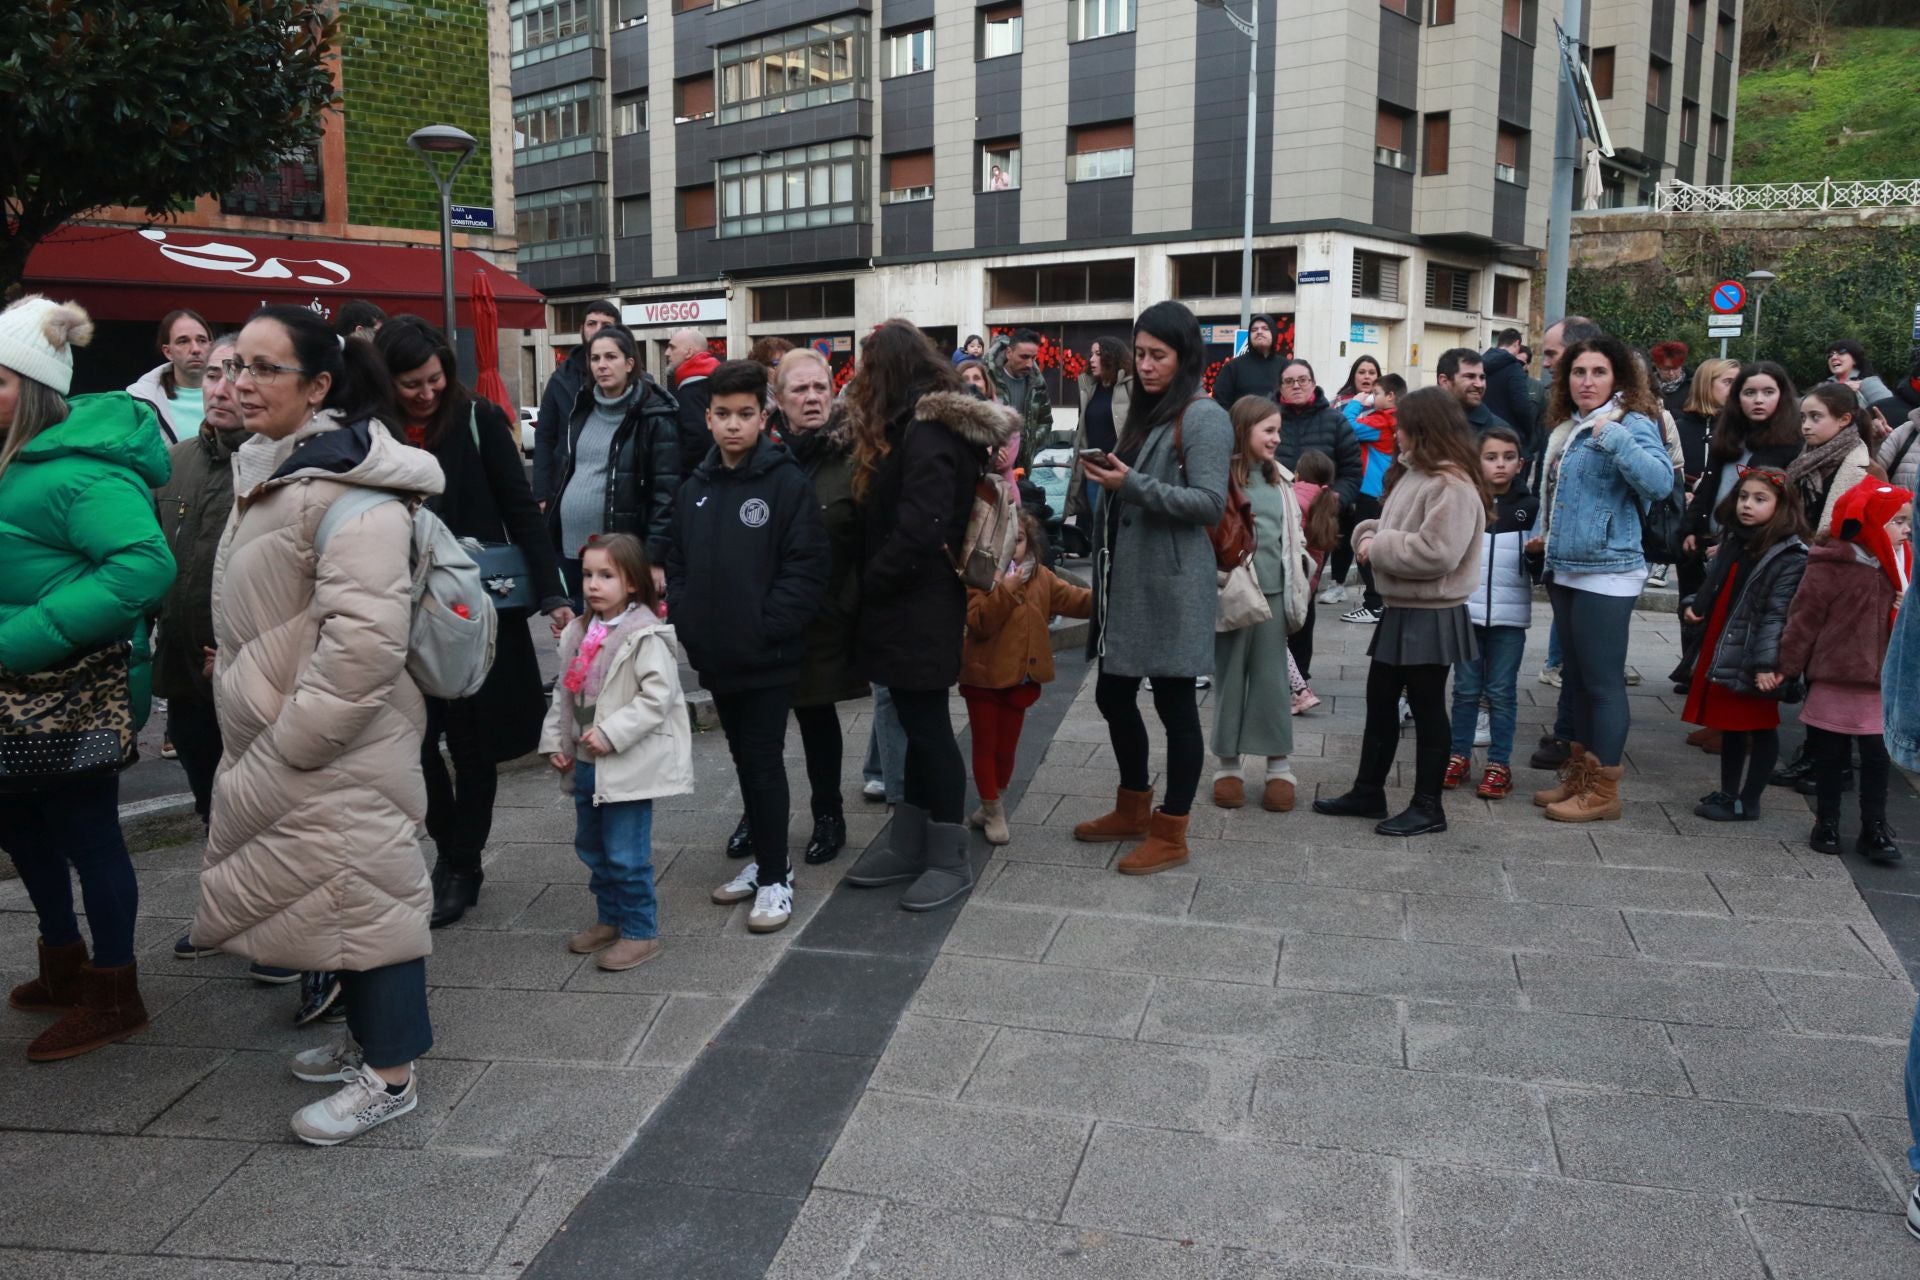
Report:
1076,302,1231,876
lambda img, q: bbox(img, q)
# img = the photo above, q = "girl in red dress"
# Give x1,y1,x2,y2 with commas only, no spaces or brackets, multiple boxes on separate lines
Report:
1681,468,1811,820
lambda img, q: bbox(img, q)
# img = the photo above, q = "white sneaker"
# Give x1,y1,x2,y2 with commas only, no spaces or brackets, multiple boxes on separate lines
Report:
1907,1184,1920,1241
1474,710,1491,748
290,1062,418,1146
1317,584,1347,605
1341,605,1382,624
712,863,761,905
747,879,794,934
289,1035,364,1084
1399,697,1412,724
1646,564,1669,586
1538,664,1563,688
1195,675,1211,691
861,779,887,801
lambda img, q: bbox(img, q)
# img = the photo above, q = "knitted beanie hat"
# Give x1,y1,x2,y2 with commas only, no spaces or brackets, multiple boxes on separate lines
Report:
0,295,93,396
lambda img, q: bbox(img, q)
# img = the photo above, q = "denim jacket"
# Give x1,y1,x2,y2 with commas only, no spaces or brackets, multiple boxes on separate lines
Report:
1885,587,1920,770
1543,408,1675,575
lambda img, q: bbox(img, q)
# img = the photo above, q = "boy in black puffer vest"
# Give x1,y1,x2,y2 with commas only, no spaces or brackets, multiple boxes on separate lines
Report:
666,360,829,936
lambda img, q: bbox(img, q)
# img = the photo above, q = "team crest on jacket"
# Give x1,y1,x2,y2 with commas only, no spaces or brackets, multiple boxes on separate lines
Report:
739,498,770,528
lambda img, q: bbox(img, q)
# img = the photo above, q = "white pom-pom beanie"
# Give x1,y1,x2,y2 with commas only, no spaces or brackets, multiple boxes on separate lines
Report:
0,295,94,396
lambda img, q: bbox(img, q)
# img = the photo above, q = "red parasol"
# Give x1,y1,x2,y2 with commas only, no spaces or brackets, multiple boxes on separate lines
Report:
469,269,513,419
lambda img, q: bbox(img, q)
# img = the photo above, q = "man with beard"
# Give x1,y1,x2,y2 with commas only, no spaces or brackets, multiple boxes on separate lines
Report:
1211,313,1289,408
1436,348,1510,434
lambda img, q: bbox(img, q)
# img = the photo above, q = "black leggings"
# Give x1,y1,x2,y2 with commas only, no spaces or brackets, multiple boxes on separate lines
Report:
791,704,844,819
1287,597,1316,681
889,686,967,825
1808,726,1889,825
1719,728,1779,808
1329,494,1383,610
1095,672,1203,816
1361,661,1451,796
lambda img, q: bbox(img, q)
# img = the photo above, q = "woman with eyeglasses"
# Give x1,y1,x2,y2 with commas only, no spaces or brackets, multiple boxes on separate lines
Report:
1272,358,1363,679
0,296,175,1064
375,318,572,928
194,305,441,1146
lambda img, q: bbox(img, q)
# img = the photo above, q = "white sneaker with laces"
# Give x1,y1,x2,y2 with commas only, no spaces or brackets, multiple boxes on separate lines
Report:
1317,584,1347,605
861,780,887,801
1398,697,1412,724
1341,605,1381,624
747,879,794,934
1907,1184,1920,1240
712,863,761,905
289,1035,364,1084
290,1062,417,1146
1538,664,1563,688
1474,710,1491,748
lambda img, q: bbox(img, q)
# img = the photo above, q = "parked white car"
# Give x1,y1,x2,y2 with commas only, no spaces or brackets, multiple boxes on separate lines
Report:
519,406,539,458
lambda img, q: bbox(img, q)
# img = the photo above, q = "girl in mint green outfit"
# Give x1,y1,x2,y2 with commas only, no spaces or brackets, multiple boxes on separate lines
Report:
0,296,176,1063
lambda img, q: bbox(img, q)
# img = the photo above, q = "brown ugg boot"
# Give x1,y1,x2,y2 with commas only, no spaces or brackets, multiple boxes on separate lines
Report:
1532,744,1591,808
979,799,1011,846
1116,810,1190,876
1211,776,1245,809
26,962,150,1062
1075,787,1154,841
1261,778,1296,812
1546,763,1624,823
9,939,90,1012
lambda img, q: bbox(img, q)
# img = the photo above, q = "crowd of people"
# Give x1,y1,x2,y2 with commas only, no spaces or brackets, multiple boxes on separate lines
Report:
5,282,1920,1180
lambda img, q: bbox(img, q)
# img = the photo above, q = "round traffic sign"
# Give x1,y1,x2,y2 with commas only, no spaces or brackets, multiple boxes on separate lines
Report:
1710,280,1746,314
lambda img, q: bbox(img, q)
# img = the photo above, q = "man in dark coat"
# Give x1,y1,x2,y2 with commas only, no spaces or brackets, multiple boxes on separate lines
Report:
1481,328,1536,456
1210,312,1288,408
532,300,620,506
1437,347,1512,435
666,327,722,475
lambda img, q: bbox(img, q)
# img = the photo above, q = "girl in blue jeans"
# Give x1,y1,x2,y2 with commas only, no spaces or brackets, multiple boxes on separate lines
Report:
1448,425,1539,798
541,534,695,972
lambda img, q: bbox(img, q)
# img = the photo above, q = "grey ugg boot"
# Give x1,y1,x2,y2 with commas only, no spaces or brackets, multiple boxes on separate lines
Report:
845,802,930,887
900,822,974,912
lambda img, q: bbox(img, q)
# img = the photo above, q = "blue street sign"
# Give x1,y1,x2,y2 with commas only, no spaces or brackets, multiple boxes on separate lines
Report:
1911,303,1920,341
1709,280,1745,314
1233,328,1250,357
450,205,495,231
1298,269,1331,285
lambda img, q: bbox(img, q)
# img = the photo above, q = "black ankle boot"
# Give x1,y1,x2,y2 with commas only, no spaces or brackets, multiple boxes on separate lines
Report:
1808,818,1843,856
804,812,847,864
1313,786,1389,819
725,813,753,859
430,863,483,928
1859,819,1902,865
1529,735,1570,770
1376,794,1447,837
1795,767,1851,797
1770,744,1816,788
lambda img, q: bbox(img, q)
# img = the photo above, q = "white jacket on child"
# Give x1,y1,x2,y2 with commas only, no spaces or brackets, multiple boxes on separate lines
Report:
1465,487,1539,630
540,614,696,805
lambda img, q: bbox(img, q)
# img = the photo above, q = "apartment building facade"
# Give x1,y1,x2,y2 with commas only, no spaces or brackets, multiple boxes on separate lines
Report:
509,0,1742,402
1582,0,1741,204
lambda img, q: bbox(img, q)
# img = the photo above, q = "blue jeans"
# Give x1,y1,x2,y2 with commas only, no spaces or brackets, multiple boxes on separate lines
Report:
570,761,659,940
0,774,139,967
341,959,432,1069
861,683,908,803
1546,618,1562,668
1450,626,1527,766
1907,994,1920,1176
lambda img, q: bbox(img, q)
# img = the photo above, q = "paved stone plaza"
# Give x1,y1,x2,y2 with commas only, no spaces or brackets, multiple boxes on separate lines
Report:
0,602,1915,1279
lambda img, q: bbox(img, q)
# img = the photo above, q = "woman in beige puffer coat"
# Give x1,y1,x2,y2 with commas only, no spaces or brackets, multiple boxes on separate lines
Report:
194,305,443,1148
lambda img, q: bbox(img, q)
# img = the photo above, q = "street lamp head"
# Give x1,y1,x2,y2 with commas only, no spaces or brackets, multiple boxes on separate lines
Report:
408,125,478,157
1745,269,1777,286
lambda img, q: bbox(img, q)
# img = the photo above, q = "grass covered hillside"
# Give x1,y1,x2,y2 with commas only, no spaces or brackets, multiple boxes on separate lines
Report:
1733,26,1920,183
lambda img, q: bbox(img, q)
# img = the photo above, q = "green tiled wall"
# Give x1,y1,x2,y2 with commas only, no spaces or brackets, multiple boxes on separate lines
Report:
340,0,495,230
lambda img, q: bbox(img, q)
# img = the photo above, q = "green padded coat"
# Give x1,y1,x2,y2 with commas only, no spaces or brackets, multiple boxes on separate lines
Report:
0,392,175,727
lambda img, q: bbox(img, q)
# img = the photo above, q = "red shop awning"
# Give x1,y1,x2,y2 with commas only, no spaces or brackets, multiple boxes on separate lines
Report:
22,224,547,330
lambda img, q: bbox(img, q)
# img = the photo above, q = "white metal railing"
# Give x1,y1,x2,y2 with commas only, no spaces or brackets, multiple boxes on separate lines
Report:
1653,177,1920,213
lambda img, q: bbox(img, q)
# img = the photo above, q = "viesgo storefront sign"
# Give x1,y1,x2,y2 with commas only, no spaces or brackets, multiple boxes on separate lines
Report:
622,296,727,328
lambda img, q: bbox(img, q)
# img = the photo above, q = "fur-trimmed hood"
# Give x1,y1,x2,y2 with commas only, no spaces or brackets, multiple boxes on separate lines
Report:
913,389,1016,449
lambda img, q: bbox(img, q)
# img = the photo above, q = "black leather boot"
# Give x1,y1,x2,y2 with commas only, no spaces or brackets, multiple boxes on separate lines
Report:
1859,819,1902,865
804,811,847,864
1770,742,1816,789
430,858,483,928
1376,793,1447,837
725,813,753,859
1529,735,1570,770
1313,733,1395,819
1807,818,1843,856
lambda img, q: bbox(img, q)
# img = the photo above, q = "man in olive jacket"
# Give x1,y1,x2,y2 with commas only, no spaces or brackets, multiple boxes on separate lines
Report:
988,328,1054,473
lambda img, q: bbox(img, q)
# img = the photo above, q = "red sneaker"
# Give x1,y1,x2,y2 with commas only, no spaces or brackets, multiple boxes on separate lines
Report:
1476,763,1513,799
1443,754,1471,790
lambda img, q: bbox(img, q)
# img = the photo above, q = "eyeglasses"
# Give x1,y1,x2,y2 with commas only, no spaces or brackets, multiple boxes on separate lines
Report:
1280,376,1313,388
219,358,310,385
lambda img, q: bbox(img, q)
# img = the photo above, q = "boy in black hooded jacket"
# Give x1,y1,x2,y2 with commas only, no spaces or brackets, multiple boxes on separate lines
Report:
666,360,829,935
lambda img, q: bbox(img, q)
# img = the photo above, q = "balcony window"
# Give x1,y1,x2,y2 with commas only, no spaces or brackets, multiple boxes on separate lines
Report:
614,93,647,137
509,0,597,68
981,140,1021,192
516,183,605,262
717,138,866,237
1500,0,1521,37
675,74,714,123
883,151,933,203
883,26,931,78
979,5,1022,59
1171,248,1296,299
1426,263,1475,311
717,16,864,124
1708,113,1728,156
1492,275,1523,318
752,279,856,324
1352,251,1402,302
1715,15,1734,57
1068,121,1134,183
513,83,600,165
1072,0,1133,41
1496,127,1526,184
617,195,651,238
1430,0,1454,23
679,184,715,231
1588,46,1614,98
220,147,325,222
1680,99,1699,146
1421,113,1450,176
1648,58,1670,109
1375,106,1412,171
1687,0,1706,40
989,262,1133,309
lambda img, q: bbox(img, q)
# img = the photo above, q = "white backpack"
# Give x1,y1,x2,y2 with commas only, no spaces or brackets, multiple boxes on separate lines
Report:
314,489,498,699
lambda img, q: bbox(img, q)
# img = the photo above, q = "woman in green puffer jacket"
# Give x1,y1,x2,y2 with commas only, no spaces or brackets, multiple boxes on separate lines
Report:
0,296,176,1064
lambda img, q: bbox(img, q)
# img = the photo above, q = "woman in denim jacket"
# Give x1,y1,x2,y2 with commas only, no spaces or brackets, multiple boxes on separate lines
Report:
1528,336,1677,821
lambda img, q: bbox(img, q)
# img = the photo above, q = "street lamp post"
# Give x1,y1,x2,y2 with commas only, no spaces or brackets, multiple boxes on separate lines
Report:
1197,0,1259,334
407,124,480,340
1745,269,1777,363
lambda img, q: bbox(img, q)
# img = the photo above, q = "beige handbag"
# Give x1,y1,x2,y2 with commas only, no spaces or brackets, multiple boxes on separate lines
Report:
1215,558,1272,632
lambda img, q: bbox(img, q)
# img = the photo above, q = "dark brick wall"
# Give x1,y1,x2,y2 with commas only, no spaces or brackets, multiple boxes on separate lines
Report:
975,190,1019,250
613,134,652,198
881,71,934,154
611,22,649,95
1068,32,1133,128
881,200,933,256
615,235,654,284
975,55,1022,141
1373,166,1413,234
1067,175,1132,240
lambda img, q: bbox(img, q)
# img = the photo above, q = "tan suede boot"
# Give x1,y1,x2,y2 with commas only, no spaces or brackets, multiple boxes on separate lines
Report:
1546,763,1624,823
1532,744,1591,808
979,799,1011,846
9,938,89,1012
1116,810,1190,876
1074,787,1154,841
1211,776,1246,809
26,962,149,1062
